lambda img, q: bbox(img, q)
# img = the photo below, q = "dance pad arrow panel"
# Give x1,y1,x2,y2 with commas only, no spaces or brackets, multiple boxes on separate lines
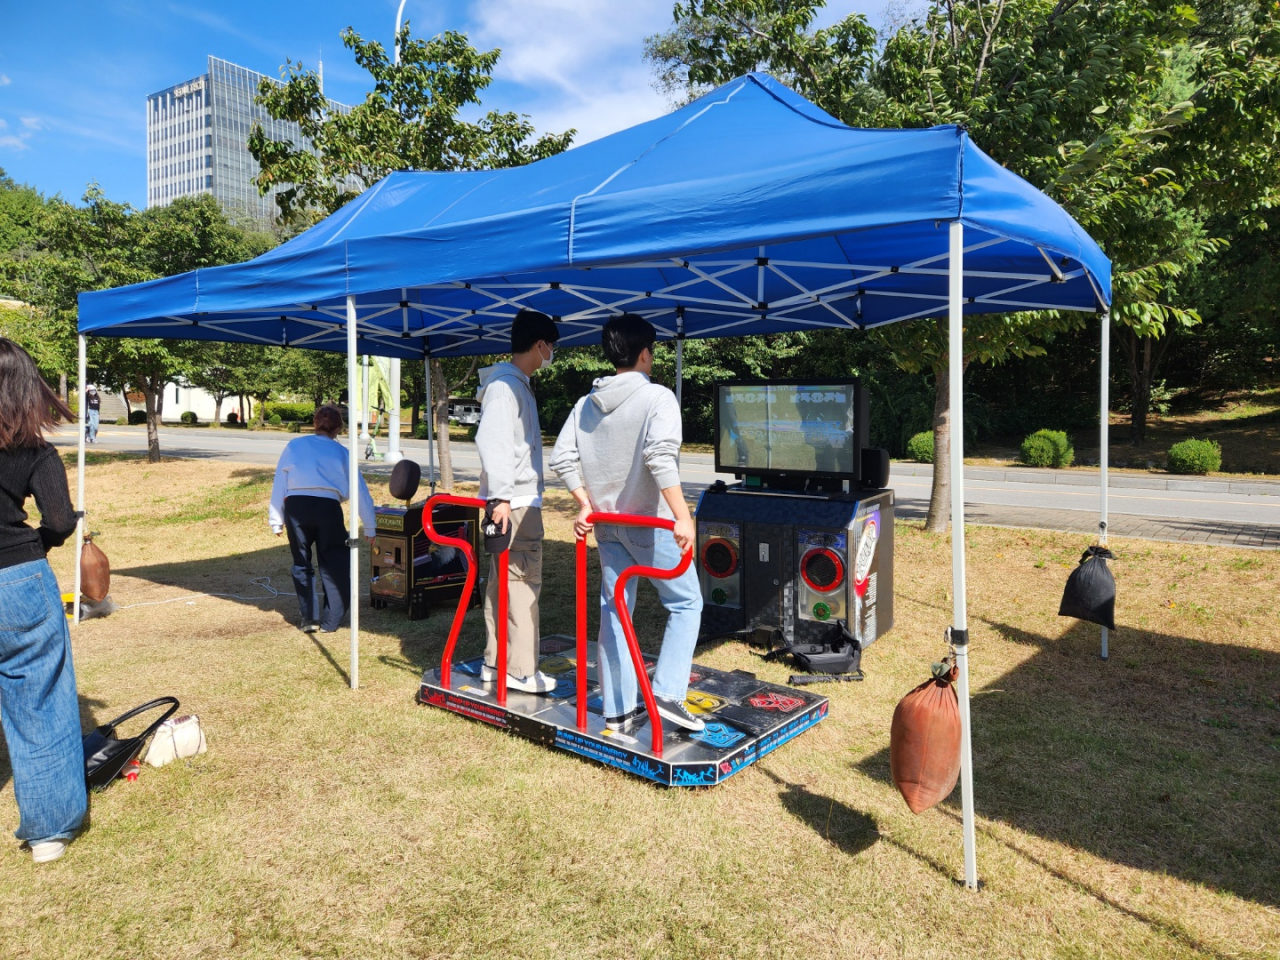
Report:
418,636,829,786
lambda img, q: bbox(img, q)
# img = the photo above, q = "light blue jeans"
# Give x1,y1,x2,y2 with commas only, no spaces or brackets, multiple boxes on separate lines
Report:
0,559,87,844
595,527,703,717
86,409,100,442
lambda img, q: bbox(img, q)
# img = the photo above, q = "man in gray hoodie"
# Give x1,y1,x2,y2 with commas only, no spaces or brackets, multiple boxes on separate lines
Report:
474,309,560,694
550,314,705,732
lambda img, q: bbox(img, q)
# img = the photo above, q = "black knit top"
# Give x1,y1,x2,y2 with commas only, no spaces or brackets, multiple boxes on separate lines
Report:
0,443,76,571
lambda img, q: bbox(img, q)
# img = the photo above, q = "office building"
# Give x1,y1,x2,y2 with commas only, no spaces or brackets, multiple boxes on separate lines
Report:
146,56,349,225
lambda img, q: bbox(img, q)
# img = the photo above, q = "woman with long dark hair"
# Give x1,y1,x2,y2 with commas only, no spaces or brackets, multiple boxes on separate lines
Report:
0,337,86,863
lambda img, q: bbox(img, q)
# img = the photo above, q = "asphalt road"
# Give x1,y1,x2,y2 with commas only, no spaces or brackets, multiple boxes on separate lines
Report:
51,425,1280,547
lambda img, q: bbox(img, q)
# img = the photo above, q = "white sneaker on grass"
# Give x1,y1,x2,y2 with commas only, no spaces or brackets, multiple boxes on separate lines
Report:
479,663,557,694
30,840,67,863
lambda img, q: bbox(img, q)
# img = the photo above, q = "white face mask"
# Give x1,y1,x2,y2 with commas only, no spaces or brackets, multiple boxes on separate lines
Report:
540,343,555,370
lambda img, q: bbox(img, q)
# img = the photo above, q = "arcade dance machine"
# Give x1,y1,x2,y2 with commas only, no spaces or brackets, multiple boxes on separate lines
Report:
696,379,895,656
416,498,830,787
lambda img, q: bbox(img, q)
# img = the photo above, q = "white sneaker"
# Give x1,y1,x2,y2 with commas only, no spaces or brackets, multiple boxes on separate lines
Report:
479,664,557,694
30,840,67,863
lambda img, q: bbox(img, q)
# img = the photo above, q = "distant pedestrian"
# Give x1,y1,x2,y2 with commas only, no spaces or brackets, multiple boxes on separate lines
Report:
0,337,87,863
268,405,375,633
84,386,100,444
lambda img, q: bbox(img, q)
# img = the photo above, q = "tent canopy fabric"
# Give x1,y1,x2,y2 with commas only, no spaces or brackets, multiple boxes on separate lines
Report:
79,72,1111,358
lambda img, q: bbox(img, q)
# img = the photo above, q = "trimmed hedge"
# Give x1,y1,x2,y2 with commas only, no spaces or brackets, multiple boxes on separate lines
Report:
1019,429,1074,468
180,411,198,425
265,401,315,422
1167,438,1221,475
268,413,283,426
906,431,934,464
128,410,147,425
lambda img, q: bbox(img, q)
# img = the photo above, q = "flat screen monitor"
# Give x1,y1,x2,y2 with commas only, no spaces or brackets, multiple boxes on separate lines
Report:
714,379,863,480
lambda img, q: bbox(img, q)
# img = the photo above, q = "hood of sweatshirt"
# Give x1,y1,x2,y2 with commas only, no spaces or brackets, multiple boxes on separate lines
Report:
588,371,649,414
476,361,529,402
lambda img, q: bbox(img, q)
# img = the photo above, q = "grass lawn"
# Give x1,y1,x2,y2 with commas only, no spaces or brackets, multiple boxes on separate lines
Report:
971,386,1280,477
2,456,1277,959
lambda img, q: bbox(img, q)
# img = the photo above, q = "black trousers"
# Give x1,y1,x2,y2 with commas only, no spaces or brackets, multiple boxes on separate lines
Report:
283,496,349,631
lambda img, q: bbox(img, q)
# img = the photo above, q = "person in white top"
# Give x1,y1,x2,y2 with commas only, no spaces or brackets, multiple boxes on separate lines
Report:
472,309,560,693
268,404,375,634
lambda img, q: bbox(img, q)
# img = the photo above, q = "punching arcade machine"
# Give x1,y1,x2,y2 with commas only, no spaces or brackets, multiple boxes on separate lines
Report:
695,378,894,655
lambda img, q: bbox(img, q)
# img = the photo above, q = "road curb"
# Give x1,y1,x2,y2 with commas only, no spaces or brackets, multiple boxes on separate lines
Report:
889,462,1280,497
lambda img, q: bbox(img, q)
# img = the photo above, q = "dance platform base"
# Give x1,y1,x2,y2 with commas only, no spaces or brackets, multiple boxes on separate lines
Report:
417,635,829,787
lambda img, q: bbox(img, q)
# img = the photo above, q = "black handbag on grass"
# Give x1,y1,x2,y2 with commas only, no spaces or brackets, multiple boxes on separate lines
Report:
83,697,180,791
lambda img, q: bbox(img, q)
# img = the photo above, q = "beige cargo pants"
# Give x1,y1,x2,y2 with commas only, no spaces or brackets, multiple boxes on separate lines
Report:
483,505,543,679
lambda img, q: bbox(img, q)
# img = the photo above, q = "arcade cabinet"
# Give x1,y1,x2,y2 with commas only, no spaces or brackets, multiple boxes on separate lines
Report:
695,378,894,651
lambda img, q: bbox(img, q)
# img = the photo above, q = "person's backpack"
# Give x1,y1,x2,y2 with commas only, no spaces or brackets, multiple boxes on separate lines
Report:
1059,546,1116,630
763,619,861,675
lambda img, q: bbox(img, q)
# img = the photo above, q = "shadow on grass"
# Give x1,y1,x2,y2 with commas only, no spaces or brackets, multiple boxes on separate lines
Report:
856,619,1280,909
113,545,296,618
755,766,880,859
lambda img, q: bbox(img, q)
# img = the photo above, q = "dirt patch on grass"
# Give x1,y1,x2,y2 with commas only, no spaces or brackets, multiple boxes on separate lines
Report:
0,458,1276,958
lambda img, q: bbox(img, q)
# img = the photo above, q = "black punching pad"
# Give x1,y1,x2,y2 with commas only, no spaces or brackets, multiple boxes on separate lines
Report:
389,459,422,502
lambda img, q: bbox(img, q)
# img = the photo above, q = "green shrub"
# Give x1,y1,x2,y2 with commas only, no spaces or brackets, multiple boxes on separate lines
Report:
268,413,283,426
265,401,315,422
180,411,198,425
1167,438,1221,475
115,416,127,426
128,410,147,425
1019,429,1074,468
413,421,431,440
906,431,934,463
288,422,302,433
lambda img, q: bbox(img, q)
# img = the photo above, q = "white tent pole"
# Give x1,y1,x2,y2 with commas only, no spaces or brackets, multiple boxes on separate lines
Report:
346,296,360,690
360,354,371,444
949,220,977,890
1099,307,1110,660
424,356,436,490
73,335,86,627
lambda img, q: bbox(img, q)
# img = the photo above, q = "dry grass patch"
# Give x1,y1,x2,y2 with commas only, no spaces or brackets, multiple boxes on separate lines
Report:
0,457,1277,959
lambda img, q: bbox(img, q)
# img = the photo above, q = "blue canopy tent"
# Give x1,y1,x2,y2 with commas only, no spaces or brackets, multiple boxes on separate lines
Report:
77,72,1113,889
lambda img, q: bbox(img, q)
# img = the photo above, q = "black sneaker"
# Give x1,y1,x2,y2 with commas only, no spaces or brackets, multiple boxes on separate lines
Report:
604,706,646,731
654,696,705,732
300,619,319,634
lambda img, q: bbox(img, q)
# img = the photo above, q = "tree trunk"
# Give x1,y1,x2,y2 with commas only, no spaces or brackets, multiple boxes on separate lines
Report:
1126,331,1151,446
926,363,951,534
142,380,164,463
431,358,454,489
59,372,67,402
213,396,223,426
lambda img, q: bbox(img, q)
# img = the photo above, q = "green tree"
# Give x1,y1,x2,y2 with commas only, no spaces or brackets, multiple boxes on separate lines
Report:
19,190,273,461
248,22,574,486
648,0,1280,528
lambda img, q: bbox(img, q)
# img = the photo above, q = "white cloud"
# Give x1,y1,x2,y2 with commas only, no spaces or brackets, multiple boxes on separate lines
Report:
0,118,7,129
20,116,43,130
0,134,31,151
0,75,11,87
468,0,671,145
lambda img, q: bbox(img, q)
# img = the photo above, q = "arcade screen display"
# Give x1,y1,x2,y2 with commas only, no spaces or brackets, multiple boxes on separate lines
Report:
715,380,858,477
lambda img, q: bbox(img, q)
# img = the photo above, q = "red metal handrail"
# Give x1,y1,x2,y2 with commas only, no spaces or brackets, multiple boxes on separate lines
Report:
421,494,509,706
575,512,693,758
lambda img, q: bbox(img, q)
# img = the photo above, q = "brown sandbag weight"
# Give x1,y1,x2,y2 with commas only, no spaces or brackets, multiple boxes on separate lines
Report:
80,536,111,602
890,662,961,814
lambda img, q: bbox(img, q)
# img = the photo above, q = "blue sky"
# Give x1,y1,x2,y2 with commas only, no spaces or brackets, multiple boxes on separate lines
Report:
0,1,878,209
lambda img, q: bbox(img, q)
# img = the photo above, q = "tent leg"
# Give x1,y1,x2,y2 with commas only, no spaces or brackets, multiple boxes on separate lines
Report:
73,335,86,627
949,221,977,891
360,354,371,444
1099,308,1110,661
346,296,360,691
386,358,403,464
424,357,436,491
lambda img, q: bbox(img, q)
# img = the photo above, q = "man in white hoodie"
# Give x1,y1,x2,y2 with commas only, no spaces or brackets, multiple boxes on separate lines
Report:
550,314,705,733
473,309,560,694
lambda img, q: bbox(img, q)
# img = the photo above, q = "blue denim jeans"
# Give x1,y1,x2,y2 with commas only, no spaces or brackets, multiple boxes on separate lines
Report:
0,559,87,844
86,409,100,442
595,527,703,717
